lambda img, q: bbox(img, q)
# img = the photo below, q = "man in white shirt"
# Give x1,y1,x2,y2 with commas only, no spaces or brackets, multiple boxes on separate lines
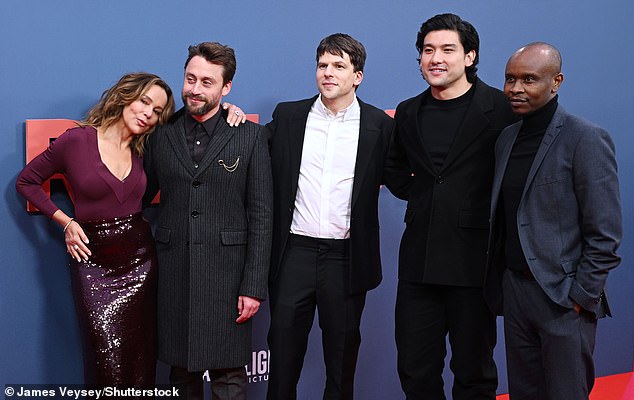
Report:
264,33,394,400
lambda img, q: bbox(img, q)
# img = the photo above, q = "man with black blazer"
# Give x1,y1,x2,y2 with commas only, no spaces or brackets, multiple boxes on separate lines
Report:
384,14,516,399
265,33,394,400
485,42,621,399
144,42,272,400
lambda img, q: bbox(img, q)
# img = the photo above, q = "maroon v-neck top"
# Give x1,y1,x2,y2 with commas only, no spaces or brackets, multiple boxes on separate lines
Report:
16,126,146,220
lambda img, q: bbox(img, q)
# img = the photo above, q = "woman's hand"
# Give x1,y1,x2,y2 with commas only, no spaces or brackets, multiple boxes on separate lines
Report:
64,220,91,262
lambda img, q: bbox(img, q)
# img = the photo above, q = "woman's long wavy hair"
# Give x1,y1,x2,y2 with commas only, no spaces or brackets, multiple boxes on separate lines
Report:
83,72,175,155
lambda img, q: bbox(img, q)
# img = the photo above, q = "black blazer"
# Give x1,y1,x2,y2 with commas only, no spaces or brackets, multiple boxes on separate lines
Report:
384,79,516,287
265,96,394,294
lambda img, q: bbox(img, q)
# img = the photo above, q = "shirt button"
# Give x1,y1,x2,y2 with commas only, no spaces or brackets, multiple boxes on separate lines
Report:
191,210,199,218
435,175,445,184
196,140,201,145
193,181,201,188
194,163,199,169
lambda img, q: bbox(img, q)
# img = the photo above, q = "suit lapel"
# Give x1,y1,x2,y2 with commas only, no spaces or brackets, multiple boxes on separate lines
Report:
522,106,565,196
197,118,237,174
442,80,492,170
288,98,314,200
492,122,521,210
351,100,380,209
164,115,198,176
405,92,437,176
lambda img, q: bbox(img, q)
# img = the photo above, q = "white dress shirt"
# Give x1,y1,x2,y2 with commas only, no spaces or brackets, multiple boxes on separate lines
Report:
290,95,361,239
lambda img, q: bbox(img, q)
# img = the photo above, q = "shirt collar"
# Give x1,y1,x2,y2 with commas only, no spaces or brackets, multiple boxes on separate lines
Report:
185,110,221,137
315,94,360,121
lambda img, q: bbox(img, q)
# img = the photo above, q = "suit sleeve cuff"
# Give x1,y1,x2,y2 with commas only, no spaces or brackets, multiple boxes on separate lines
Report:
568,280,600,315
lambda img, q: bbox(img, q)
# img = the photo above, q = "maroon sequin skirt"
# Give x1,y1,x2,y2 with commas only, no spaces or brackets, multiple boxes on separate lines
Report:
69,213,157,386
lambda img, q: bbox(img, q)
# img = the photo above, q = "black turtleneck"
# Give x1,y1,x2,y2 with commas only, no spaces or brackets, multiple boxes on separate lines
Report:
418,84,475,170
501,96,558,273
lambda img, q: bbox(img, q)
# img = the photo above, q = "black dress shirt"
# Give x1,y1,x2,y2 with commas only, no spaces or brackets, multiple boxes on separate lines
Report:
184,111,221,166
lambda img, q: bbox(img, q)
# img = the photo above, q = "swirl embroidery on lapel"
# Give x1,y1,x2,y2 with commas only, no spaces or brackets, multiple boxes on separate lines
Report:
218,157,240,172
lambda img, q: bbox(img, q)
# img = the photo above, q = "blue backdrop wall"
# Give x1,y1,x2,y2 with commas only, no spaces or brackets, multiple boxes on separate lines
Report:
1,1,632,398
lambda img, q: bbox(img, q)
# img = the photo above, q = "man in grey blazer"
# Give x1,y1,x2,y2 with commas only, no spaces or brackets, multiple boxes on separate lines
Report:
144,42,273,399
485,42,622,399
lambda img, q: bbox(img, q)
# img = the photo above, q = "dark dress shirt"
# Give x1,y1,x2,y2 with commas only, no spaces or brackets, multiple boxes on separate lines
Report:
184,111,221,165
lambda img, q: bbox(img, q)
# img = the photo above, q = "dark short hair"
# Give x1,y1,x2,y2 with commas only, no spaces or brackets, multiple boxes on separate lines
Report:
316,33,367,72
416,13,480,83
185,42,236,85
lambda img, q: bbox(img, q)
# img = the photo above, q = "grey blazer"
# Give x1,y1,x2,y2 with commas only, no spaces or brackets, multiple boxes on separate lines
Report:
485,106,621,318
144,107,273,370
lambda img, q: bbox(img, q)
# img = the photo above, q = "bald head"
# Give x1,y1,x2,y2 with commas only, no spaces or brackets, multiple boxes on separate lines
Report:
504,42,564,115
512,42,562,74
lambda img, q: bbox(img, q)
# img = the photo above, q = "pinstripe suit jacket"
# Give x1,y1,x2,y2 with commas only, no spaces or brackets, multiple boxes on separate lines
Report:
144,107,273,370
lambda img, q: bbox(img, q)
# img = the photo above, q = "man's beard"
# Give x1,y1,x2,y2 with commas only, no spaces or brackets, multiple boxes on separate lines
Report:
183,93,216,116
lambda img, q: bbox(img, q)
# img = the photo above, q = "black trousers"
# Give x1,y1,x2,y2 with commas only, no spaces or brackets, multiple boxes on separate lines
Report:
169,366,247,400
395,281,497,400
503,270,597,400
267,234,366,400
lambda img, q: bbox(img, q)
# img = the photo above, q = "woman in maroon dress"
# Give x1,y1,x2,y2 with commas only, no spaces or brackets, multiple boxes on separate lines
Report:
16,73,174,385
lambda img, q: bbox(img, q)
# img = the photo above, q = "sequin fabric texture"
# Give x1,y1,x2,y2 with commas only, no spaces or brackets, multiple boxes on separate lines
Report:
70,213,157,385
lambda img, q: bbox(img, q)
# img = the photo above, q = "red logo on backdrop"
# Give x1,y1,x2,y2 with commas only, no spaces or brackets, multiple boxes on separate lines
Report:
24,115,261,213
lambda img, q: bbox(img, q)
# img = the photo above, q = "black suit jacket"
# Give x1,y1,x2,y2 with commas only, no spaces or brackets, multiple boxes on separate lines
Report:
385,79,516,287
265,96,394,294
